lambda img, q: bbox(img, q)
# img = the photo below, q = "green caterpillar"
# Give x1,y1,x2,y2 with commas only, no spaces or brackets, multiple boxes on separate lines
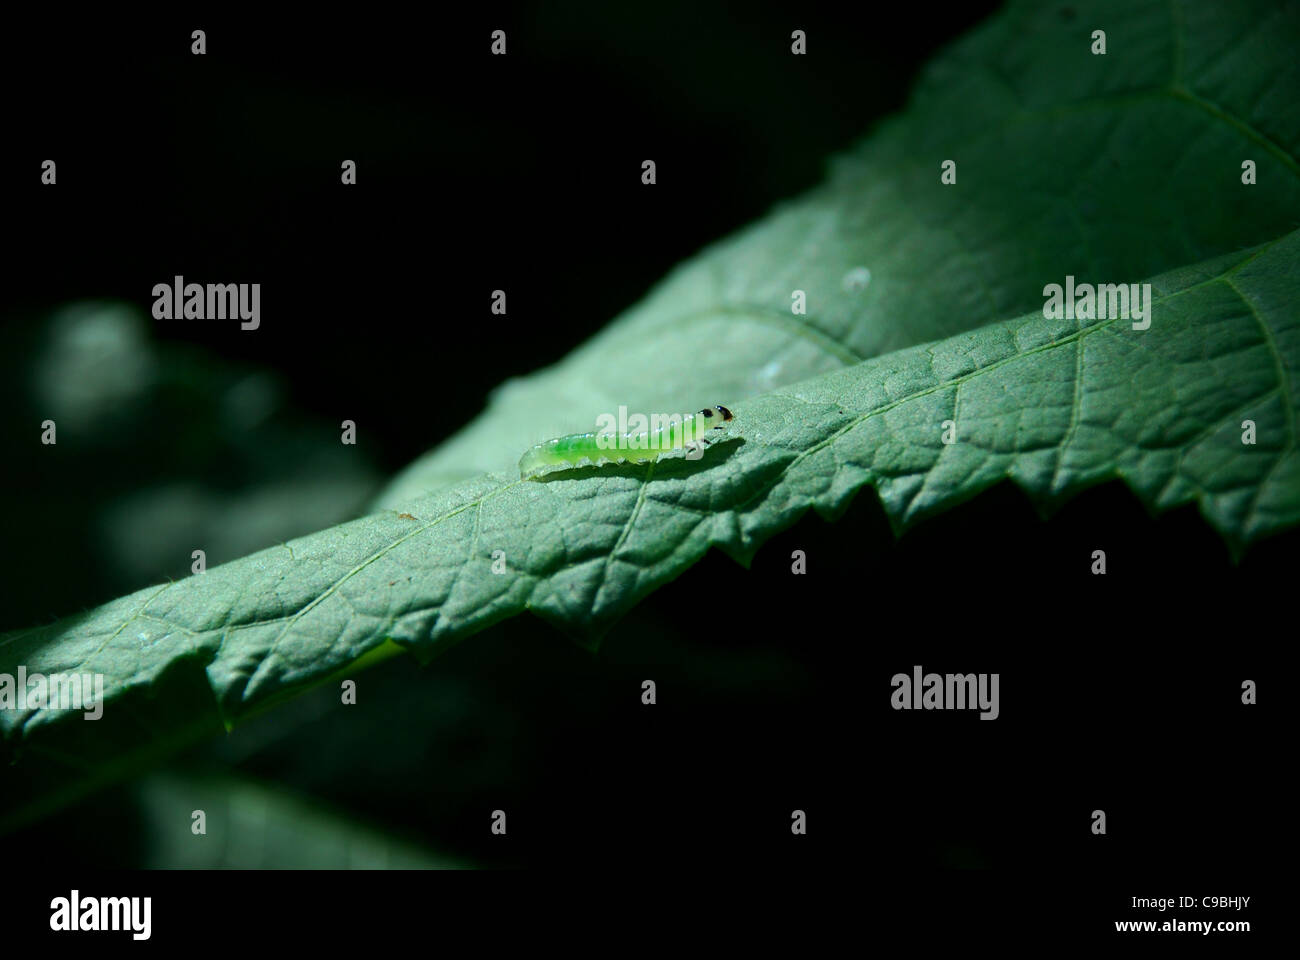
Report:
519,405,735,479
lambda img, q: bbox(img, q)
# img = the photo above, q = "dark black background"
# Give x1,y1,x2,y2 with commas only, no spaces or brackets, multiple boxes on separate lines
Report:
0,0,1281,930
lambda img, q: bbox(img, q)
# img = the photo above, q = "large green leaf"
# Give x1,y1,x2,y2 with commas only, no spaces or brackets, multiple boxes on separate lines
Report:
3,0,1298,813
378,0,1300,505
4,230,1296,782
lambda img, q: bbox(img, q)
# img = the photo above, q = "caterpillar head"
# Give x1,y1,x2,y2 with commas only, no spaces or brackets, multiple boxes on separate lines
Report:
699,405,734,430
